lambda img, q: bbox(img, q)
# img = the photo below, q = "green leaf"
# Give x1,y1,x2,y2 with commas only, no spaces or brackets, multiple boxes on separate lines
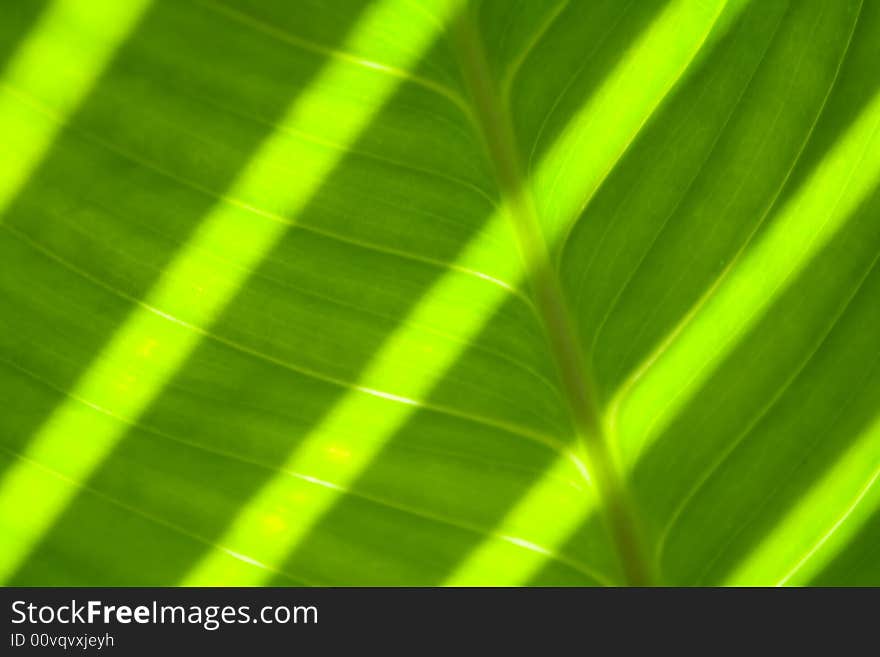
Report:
1,0,878,586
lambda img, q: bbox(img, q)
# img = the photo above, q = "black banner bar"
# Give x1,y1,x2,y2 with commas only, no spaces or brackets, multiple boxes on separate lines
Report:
1,587,874,653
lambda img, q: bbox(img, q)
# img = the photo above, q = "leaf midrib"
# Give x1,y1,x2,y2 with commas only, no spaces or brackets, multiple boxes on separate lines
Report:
451,8,653,586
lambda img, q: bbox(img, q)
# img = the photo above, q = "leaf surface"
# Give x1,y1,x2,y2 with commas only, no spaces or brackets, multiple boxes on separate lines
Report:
1,0,878,586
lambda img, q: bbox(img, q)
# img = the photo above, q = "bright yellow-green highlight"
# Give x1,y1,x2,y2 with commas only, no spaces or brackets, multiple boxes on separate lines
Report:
181,213,539,584
443,453,602,585
185,0,727,586
0,0,465,583
529,0,727,242
0,0,151,217
442,0,727,586
3,0,856,588
0,0,151,583
609,89,880,466
727,412,880,586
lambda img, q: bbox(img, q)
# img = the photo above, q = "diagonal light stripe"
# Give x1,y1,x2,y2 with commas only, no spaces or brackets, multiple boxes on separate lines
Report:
182,0,726,586
0,0,464,583
726,411,880,586
180,207,558,585
442,453,604,585
529,0,729,243
0,0,152,582
0,0,151,218
444,0,730,586
176,1,880,587
510,90,880,588
608,89,880,465
504,6,880,587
